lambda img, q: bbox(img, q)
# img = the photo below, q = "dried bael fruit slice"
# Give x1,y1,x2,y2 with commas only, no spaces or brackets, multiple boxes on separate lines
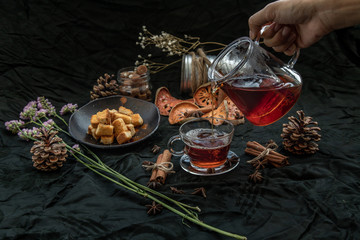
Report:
155,87,194,116
193,82,220,107
168,102,200,125
202,97,244,125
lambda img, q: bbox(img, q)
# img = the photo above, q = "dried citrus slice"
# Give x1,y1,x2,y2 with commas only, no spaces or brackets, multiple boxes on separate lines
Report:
193,82,219,107
155,87,194,116
202,97,244,125
168,102,200,125
222,97,245,125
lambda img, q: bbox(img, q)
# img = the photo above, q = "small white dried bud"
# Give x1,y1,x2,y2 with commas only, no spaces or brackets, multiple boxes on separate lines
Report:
138,55,142,58
148,54,152,57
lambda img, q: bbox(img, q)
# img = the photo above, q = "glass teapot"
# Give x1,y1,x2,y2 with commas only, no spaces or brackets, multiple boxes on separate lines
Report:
208,34,302,126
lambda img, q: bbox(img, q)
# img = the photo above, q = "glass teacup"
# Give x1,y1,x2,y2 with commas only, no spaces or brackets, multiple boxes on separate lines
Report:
168,118,234,170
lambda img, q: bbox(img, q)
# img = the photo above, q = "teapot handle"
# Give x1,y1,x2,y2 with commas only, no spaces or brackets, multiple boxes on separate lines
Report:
255,23,300,69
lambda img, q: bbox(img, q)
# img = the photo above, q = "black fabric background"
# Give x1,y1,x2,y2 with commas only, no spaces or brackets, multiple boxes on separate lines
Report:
1,0,360,239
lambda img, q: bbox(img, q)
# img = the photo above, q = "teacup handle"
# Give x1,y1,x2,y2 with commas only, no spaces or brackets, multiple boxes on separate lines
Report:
167,135,184,157
255,23,300,69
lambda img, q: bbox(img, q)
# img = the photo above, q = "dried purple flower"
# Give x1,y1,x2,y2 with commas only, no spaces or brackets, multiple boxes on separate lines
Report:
37,97,56,116
70,144,81,154
43,119,55,128
5,120,25,134
33,109,48,121
60,103,78,115
19,101,37,120
17,127,40,140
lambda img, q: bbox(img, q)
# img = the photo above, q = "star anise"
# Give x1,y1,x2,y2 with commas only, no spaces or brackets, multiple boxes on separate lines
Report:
224,155,239,167
191,187,207,198
145,201,163,215
151,145,161,154
249,170,263,183
170,186,185,194
147,180,161,189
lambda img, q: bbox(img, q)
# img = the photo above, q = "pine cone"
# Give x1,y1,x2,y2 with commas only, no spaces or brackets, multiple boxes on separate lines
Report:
281,110,321,155
90,73,120,100
30,127,67,171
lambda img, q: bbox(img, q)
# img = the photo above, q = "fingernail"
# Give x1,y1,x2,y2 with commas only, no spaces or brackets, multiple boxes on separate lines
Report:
249,30,255,40
282,26,291,37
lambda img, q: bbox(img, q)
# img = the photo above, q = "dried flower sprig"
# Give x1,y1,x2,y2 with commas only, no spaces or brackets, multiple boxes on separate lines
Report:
135,26,226,73
5,97,77,140
5,97,247,240
60,103,78,115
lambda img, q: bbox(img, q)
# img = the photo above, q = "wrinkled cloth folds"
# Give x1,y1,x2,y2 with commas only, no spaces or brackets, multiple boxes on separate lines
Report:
1,0,359,239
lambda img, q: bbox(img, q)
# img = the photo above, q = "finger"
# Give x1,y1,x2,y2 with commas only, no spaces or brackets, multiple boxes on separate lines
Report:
272,33,297,53
264,26,295,48
284,44,297,56
248,3,277,39
261,23,282,39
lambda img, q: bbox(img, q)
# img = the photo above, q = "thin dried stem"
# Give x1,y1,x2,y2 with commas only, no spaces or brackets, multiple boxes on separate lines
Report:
135,26,225,73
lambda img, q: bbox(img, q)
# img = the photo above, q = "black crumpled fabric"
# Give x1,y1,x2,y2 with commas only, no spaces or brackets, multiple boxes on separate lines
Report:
0,0,359,239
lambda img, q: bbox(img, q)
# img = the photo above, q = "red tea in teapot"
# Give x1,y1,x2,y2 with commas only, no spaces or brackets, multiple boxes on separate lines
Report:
221,74,301,126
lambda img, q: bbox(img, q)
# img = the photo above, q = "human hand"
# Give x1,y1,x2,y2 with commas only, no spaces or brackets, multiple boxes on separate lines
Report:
248,0,332,56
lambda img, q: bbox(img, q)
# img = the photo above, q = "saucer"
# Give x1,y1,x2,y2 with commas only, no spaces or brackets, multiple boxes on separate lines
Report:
179,150,239,176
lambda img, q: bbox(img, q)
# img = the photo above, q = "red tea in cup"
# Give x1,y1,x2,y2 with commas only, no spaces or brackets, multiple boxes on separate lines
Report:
184,128,230,168
168,118,234,170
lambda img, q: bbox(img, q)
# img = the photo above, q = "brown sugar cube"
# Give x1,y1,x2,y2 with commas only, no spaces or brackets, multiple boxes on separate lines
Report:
113,118,128,137
96,109,111,124
136,65,148,75
109,109,119,122
118,106,133,116
100,135,114,144
116,130,132,144
95,123,114,136
131,113,143,127
90,114,100,128
87,124,94,135
126,124,136,137
91,127,100,140
113,112,132,124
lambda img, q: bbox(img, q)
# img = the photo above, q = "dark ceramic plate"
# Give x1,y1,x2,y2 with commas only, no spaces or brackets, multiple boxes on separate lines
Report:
68,95,160,149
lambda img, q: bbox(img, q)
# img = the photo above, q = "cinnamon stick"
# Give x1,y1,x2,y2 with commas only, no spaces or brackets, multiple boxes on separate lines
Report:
246,141,285,158
156,149,172,184
245,141,289,167
149,153,163,183
245,148,287,162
